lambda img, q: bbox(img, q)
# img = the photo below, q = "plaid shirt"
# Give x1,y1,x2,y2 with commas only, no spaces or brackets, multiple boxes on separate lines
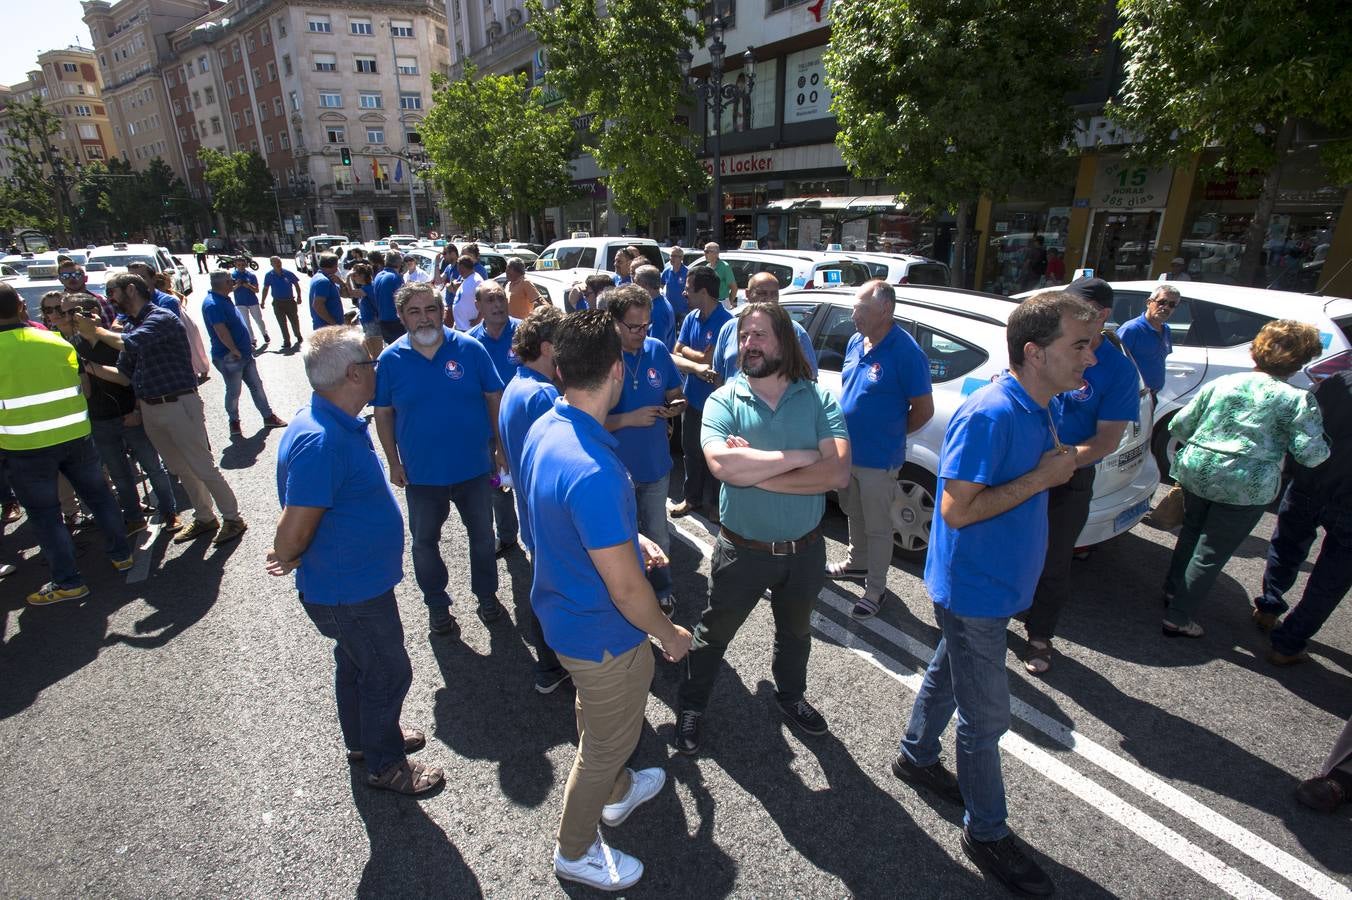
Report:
118,302,197,399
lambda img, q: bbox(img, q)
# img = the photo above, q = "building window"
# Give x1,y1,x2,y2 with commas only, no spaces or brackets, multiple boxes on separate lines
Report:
396,56,418,75
246,34,255,52
435,27,447,46
277,16,287,37
326,126,345,144
178,125,189,141
260,24,271,46
265,134,274,152
211,116,222,135
79,124,99,140
63,62,78,72
166,70,177,87
253,67,263,88
87,146,104,160
226,82,235,99
289,90,300,111
333,165,353,192
258,102,268,122
307,15,331,33
203,86,214,104
391,19,414,37
319,91,342,108
355,55,377,74
313,53,336,72
282,54,293,77
231,44,240,63
350,17,373,35
358,92,382,109
279,131,290,149
237,76,245,94
244,109,254,126
266,61,276,82
192,91,201,109
73,105,92,117
197,55,209,73
231,112,241,129
399,92,422,110
273,97,284,116
366,127,385,144
172,98,183,115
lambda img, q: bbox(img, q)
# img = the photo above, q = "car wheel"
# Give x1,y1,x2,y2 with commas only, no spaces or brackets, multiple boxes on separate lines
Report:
1151,413,1179,485
891,463,936,562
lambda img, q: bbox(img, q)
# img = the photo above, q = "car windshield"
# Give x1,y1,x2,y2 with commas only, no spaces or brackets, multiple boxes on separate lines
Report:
92,254,156,270
14,282,66,317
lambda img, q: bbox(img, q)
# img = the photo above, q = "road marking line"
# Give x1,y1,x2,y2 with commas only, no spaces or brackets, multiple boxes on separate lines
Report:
126,523,162,584
670,521,1350,900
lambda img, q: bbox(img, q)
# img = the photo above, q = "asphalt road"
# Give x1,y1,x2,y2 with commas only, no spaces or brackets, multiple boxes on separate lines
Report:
1,258,1348,899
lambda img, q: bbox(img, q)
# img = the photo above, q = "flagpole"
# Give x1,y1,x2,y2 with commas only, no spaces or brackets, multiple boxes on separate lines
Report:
388,22,419,235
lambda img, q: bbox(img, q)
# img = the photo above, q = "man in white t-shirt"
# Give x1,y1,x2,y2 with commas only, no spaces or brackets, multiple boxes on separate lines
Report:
450,255,482,331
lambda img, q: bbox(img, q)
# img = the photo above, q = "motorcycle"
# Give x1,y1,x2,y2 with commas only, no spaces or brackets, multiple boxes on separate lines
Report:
215,248,260,270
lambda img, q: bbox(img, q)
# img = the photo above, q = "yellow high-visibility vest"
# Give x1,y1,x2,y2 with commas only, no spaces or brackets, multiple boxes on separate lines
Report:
0,326,91,451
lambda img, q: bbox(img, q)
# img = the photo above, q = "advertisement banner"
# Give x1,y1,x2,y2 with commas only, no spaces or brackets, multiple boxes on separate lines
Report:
784,48,833,123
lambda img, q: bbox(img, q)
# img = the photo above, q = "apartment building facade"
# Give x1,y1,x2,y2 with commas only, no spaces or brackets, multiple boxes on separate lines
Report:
0,46,120,183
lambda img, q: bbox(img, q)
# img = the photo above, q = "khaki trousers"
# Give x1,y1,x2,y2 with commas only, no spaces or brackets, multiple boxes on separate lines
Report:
838,464,900,596
139,392,239,522
555,641,654,858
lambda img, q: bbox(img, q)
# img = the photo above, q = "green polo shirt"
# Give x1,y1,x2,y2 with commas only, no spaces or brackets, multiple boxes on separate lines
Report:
712,259,737,303
701,374,848,541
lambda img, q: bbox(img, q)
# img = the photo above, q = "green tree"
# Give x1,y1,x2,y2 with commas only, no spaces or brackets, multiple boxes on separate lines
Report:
0,97,73,241
422,67,578,237
197,148,275,237
1109,0,1352,287
526,0,708,224
824,0,1100,284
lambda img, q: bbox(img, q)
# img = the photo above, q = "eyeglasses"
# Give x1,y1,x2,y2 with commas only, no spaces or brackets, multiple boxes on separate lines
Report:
351,359,378,369
58,272,82,281
619,321,651,334
1153,300,1179,309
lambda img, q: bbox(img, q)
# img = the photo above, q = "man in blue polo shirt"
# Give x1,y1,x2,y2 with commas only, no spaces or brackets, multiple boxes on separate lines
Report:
1022,277,1141,676
497,305,569,694
633,265,675,351
260,256,303,350
374,281,507,635
230,255,269,349
831,280,933,618
470,282,522,555
710,272,818,383
518,309,691,892
661,247,689,320
309,254,347,330
670,265,733,520
372,250,407,346
1115,283,1178,404
893,291,1095,897
267,326,443,798
201,270,286,437
604,285,684,615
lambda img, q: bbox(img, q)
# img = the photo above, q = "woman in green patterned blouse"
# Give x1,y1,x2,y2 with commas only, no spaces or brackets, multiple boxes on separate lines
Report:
1162,320,1330,638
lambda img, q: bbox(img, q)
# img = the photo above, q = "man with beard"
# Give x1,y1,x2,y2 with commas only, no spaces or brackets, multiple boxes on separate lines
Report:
675,302,850,754
374,282,507,636
891,291,1096,897
709,271,817,382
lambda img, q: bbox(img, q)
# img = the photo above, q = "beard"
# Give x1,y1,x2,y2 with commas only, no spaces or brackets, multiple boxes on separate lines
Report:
742,350,782,378
410,323,441,346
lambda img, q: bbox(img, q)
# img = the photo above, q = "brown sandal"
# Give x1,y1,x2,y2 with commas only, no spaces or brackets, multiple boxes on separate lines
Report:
1023,640,1053,675
348,726,427,763
367,758,444,795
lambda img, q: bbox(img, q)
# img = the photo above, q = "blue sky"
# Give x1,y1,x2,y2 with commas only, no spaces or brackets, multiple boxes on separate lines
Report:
1,2,98,88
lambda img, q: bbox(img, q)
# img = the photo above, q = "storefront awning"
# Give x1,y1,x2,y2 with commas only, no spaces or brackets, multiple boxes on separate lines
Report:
765,195,906,213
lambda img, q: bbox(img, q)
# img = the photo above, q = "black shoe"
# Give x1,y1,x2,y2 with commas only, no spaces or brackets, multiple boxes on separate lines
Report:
675,708,702,755
476,598,504,624
428,607,460,637
892,753,964,806
494,539,519,559
961,828,1055,896
535,668,571,695
658,594,676,618
777,697,829,735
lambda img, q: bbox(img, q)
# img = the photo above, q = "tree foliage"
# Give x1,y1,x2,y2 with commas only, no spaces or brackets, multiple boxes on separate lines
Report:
526,0,708,222
422,66,578,235
197,148,275,235
70,157,195,242
1109,0,1352,285
0,97,67,238
824,0,1100,281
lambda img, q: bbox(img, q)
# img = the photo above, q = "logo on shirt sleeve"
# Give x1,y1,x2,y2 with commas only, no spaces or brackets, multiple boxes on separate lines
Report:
646,367,662,388
866,362,883,383
508,349,520,365
1069,379,1093,402
444,359,464,380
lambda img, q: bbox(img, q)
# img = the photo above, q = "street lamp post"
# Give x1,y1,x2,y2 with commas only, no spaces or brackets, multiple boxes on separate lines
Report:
679,19,754,247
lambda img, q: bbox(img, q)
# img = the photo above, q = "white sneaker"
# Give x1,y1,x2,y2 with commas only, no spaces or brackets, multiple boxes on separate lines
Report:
601,767,666,826
553,834,643,891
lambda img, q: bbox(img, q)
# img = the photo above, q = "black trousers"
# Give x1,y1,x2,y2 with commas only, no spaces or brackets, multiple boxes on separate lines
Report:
1024,466,1096,641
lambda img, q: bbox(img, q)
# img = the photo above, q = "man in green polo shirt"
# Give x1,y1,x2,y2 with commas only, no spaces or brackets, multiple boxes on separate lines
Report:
704,242,738,308
675,302,851,754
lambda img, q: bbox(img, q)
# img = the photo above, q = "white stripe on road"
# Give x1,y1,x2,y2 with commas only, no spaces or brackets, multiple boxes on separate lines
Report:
125,523,162,584
669,519,1351,900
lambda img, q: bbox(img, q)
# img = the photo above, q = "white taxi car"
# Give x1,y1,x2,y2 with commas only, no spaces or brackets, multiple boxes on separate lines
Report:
9,260,109,318
86,242,192,295
535,235,664,273
691,250,872,304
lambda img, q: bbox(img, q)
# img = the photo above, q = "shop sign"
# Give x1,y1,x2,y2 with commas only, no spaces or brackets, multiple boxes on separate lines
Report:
1092,158,1172,209
699,143,845,178
702,151,777,177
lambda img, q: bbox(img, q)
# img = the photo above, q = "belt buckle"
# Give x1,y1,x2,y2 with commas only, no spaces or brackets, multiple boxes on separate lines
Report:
770,539,793,557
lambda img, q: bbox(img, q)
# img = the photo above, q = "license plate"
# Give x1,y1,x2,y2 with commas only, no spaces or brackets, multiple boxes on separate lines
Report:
1116,444,1144,470
1114,497,1150,532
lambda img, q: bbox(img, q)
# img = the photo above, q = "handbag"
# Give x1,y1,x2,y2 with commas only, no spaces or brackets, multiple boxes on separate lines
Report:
1151,484,1185,530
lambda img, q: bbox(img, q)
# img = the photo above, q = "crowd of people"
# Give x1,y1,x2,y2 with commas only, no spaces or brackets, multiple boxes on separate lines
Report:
2,249,1349,893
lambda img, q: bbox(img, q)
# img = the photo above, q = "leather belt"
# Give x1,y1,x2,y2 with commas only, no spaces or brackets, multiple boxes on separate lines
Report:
720,526,821,557
141,388,196,405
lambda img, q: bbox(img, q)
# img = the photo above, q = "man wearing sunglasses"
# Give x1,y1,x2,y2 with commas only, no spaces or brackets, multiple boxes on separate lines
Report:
1116,284,1179,404
58,261,116,327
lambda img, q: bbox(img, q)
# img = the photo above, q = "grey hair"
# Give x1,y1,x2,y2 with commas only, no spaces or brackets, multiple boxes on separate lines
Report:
383,250,404,269
633,264,661,290
395,280,437,311
505,256,527,274
1149,284,1181,303
476,280,507,303
860,278,896,311
303,326,369,390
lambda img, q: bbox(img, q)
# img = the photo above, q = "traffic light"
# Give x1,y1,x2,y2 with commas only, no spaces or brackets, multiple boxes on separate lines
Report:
340,147,352,166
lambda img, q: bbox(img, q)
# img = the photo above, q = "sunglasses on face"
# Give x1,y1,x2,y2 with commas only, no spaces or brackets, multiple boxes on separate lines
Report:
58,272,82,281
1154,300,1179,309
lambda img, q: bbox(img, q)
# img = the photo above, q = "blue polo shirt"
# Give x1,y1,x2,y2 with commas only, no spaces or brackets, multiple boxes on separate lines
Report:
610,337,682,484
711,314,818,383
1116,314,1172,392
651,294,675,351
263,268,300,300
372,267,402,322
277,394,404,605
199,290,250,359
309,271,343,329
661,264,689,318
520,400,646,662
374,327,504,485
925,375,1054,618
357,283,377,324
1052,337,1140,448
840,324,933,470
150,288,181,318
231,269,259,306
469,317,521,384
677,303,733,410
498,366,559,553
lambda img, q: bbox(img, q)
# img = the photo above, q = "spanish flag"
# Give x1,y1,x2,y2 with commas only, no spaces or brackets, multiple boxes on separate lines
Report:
372,159,384,182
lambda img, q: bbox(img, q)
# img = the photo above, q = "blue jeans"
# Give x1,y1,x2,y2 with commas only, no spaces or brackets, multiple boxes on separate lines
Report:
4,435,131,588
901,605,1013,842
634,477,672,601
405,474,497,609
212,354,274,424
492,483,518,546
1257,483,1352,656
90,416,177,520
302,589,412,776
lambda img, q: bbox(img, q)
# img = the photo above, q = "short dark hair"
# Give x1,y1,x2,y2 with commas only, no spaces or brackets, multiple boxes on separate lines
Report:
107,271,151,302
0,281,21,319
554,308,620,391
687,265,721,298
738,302,813,382
350,262,374,282
512,304,564,363
457,254,475,272
382,250,402,269
506,256,527,275
1008,290,1098,366
607,283,652,323
464,242,480,257
318,253,339,270
367,250,386,269
584,273,615,296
